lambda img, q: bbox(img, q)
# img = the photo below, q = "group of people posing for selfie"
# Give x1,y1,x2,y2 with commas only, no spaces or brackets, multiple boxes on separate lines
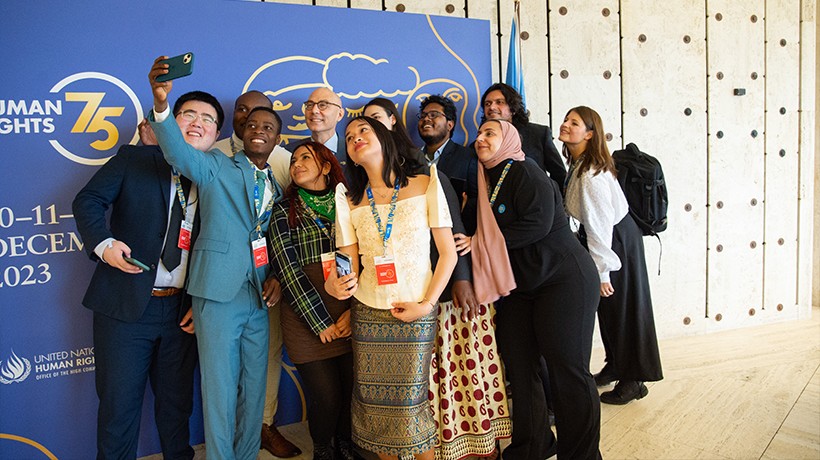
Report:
73,55,662,460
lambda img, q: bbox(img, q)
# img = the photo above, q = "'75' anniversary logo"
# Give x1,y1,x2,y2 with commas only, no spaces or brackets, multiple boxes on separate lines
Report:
49,72,143,166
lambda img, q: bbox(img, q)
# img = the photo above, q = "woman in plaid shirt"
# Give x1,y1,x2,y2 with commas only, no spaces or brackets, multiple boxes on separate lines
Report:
268,141,354,460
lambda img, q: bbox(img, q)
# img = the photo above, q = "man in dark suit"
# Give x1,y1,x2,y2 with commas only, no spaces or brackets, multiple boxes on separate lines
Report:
418,94,478,199
73,90,222,459
286,87,347,167
481,83,567,188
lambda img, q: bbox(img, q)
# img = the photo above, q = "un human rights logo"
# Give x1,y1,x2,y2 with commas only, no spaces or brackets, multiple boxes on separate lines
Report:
0,349,31,384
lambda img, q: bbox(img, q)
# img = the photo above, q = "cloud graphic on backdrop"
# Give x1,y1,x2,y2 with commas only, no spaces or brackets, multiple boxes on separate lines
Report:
242,53,419,145
324,53,418,99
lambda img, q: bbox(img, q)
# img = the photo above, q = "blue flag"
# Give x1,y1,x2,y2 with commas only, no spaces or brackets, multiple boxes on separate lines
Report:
505,1,525,105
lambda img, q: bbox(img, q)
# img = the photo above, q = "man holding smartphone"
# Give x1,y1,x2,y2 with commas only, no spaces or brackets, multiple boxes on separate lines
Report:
148,55,289,460
73,89,223,459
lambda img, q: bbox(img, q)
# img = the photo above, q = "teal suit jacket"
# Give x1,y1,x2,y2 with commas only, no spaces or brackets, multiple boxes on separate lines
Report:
150,113,281,303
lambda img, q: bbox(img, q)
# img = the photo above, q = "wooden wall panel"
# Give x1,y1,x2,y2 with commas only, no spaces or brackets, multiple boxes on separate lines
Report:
549,0,622,153
467,0,500,86
706,0,766,331
621,0,708,336
798,0,816,316
763,0,801,321
500,0,551,124
270,0,312,5
348,0,383,9
384,0,467,17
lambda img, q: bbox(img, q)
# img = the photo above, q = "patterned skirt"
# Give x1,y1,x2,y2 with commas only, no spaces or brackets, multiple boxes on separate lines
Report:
428,301,511,460
351,299,438,457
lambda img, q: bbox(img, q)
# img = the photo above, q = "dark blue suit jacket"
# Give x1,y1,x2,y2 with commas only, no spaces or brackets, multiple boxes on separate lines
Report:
286,133,348,167
73,145,188,322
433,139,479,200
518,122,567,189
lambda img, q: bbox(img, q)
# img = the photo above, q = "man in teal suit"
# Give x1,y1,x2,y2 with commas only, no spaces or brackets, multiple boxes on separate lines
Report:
148,56,283,460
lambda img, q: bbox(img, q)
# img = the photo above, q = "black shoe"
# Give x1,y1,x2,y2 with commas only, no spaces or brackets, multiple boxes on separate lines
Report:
314,442,335,460
593,364,617,387
600,380,648,405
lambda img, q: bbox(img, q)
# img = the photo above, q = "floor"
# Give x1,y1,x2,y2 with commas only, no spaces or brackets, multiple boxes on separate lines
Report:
145,307,820,460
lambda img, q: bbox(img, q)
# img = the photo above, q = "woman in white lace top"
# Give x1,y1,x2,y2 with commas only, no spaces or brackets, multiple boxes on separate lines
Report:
560,106,663,406
325,116,457,460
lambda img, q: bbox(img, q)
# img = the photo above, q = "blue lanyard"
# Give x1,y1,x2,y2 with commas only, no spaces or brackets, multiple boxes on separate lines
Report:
171,168,188,218
300,197,334,243
365,179,401,254
253,167,278,237
489,160,513,207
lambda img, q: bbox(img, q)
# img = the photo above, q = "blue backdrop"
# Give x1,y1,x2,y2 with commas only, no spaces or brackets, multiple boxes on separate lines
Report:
0,1,490,457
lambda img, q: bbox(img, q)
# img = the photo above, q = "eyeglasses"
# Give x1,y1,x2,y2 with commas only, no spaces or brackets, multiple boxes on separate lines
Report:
303,100,341,111
178,110,217,126
417,111,445,120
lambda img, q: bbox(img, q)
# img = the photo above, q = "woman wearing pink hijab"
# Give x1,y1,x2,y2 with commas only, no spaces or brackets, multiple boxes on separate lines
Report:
471,119,602,460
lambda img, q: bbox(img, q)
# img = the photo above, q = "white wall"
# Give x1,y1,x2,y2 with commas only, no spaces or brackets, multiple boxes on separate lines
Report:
267,0,817,337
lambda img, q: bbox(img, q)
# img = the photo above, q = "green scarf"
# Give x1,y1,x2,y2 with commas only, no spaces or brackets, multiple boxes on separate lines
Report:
298,188,335,221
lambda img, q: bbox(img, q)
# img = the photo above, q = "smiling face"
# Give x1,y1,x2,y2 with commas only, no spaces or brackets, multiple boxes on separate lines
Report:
290,145,330,191
474,120,504,162
417,102,453,146
482,90,513,121
175,100,220,151
344,118,382,167
305,88,343,139
558,110,593,157
232,91,271,136
242,109,281,158
363,105,396,131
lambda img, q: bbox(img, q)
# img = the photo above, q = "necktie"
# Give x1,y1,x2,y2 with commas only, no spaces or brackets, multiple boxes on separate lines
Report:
255,170,267,214
161,176,191,271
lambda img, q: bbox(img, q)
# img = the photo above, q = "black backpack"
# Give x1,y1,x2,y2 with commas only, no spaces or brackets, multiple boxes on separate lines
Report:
612,143,668,236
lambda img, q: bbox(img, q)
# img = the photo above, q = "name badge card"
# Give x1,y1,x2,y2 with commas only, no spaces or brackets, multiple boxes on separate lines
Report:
252,237,268,268
178,221,193,251
374,255,397,286
321,252,335,281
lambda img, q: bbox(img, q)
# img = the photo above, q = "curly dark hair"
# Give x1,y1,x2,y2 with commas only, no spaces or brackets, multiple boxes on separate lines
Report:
419,94,456,137
479,83,529,128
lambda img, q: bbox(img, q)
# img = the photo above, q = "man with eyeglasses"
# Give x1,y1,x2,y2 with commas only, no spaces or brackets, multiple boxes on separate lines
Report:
417,95,478,216
148,56,287,460
286,87,347,167
480,83,566,188
73,90,222,459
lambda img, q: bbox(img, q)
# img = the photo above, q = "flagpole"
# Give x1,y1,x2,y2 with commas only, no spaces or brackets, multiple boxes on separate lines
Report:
505,0,526,105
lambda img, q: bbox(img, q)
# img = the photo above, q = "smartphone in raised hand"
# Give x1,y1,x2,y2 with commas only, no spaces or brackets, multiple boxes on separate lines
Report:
155,52,194,82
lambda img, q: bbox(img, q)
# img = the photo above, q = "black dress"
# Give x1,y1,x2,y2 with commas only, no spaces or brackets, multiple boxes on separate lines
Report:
594,213,663,382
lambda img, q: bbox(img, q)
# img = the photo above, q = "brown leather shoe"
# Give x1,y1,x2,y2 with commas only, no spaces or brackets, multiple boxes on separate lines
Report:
260,423,302,458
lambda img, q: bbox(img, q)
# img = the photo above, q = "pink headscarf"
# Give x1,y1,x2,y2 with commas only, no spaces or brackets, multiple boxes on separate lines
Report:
472,120,525,304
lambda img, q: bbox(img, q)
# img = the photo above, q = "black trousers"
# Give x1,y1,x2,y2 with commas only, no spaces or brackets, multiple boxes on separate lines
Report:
295,352,354,451
93,294,197,460
496,250,602,460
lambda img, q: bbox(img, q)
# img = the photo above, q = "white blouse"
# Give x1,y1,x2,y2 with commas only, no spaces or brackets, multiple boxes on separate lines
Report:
564,167,629,283
335,165,452,309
